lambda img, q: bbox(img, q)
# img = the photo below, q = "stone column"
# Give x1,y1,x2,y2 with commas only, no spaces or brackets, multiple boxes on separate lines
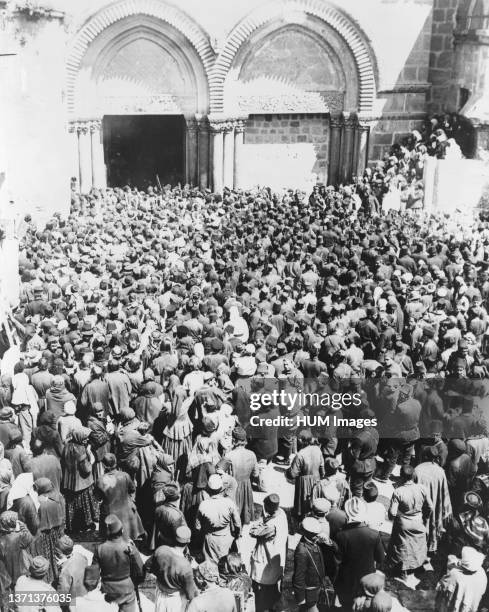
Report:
185,117,199,186
197,117,210,189
328,114,343,186
340,114,356,183
209,119,225,193
355,122,371,177
90,119,106,190
77,122,93,194
234,118,246,189
68,122,80,191
223,121,235,189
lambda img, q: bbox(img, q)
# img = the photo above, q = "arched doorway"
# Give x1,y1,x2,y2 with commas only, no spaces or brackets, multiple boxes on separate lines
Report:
66,1,213,192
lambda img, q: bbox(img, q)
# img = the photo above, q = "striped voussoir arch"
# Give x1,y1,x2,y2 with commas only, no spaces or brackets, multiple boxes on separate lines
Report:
209,0,377,114
65,0,215,115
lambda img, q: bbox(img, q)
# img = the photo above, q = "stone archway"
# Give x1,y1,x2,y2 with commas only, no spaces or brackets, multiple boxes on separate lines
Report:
211,0,377,115
208,1,377,188
66,0,214,192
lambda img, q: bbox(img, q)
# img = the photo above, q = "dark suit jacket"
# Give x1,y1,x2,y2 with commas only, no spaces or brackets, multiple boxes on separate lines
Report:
334,522,385,605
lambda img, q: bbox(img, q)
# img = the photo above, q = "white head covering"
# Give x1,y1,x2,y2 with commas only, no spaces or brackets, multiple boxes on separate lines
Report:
7,472,39,511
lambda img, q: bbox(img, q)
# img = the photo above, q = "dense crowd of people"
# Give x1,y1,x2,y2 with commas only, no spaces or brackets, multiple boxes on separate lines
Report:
0,160,488,612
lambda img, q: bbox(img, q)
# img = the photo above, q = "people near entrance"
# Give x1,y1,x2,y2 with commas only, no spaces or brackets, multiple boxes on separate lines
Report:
2,153,489,612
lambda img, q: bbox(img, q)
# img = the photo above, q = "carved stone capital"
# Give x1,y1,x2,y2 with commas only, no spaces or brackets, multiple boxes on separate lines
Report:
235,119,247,133
89,119,102,133
69,119,102,135
185,118,199,133
342,112,357,130
330,114,343,130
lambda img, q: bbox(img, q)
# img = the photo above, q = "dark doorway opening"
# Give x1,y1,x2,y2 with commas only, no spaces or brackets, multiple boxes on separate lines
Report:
103,115,185,189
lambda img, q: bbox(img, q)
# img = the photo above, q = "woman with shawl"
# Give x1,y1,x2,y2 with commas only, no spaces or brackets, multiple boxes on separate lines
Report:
0,375,12,408
227,305,249,343
161,385,193,477
31,412,63,458
0,510,33,596
61,426,98,533
11,362,39,449
8,472,40,538
218,552,252,603
0,443,13,482
445,491,489,557
181,437,216,523
86,402,112,482
0,470,12,513
32,478,64,584
133,381,163,429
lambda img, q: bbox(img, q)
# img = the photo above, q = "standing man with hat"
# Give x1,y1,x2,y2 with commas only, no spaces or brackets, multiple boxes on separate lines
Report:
146,525,198,612
292,517,327,612
92,514,145,612
249,493,288,612
55,535,88,609
195,474,241,563
334,498,385,610
15,556,61,612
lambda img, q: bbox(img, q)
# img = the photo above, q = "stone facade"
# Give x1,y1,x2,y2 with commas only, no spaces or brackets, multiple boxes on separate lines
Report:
0,0,488,217
428,0,459,113
243,114,329,187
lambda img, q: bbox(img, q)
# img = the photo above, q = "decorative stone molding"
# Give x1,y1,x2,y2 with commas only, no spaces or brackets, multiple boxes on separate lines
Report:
100,94,183,115
342,113,357,129
66,0,215,114
185,118,199,133
235,119,247,133
330,114,344,129
14,1,64,20
235,91,344,114
378,83,431,94
207,115,239,133
210,0,376,114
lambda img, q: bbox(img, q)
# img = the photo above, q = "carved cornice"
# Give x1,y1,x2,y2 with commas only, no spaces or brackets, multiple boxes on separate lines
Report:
185,118,199,133
235,119,247,133
330,114,343,129
378,83,431,95
68,119,102,135
207,114,247,133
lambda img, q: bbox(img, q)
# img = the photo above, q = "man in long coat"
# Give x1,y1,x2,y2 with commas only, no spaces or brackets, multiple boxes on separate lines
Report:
95,453,145,543
225,426,259,525
195,474,241,563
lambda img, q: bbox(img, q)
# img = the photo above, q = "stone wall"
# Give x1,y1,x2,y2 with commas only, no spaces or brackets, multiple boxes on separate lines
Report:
428,0,458,113
242,114,329,189
369,115,426,162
